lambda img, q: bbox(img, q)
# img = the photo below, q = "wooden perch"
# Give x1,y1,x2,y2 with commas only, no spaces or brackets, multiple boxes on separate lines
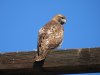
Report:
0,47,100,75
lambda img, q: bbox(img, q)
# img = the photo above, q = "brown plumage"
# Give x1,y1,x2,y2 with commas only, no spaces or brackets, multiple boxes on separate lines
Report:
35,14,67,61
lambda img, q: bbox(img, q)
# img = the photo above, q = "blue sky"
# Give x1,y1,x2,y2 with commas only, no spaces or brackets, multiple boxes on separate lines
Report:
0,0,100,75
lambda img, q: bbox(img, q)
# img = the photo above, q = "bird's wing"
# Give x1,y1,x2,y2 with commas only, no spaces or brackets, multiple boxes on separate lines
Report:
37,21,64,56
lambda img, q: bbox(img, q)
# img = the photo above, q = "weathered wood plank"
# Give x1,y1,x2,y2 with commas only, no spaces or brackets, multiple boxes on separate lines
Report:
0,47,100,74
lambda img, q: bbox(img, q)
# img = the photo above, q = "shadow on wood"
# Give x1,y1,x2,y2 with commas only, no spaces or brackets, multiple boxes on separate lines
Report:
33,59,45,72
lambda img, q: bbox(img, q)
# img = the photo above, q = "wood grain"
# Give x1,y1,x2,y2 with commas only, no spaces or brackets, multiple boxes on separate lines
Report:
0,47,100,74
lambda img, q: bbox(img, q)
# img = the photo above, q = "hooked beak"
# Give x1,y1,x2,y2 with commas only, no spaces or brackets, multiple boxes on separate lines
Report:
62,19,66,23
61,19,66,25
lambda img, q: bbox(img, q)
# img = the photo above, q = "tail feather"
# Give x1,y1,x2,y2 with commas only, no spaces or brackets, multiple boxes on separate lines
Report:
35,50,49,61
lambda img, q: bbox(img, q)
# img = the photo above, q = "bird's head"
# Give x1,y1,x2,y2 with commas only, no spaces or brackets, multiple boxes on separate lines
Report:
52,14,66,25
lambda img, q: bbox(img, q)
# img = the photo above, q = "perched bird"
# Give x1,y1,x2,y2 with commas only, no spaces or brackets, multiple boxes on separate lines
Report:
35,14,66,61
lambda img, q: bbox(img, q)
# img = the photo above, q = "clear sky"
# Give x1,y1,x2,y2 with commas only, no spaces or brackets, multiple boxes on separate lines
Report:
0,0,100,75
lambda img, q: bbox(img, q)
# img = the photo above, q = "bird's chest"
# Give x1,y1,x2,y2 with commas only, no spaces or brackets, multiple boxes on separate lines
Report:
47,25,64,44
49,25,64,38
38,24,64,49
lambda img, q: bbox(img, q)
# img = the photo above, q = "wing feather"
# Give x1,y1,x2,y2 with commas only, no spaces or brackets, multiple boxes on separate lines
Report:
37,20,64,56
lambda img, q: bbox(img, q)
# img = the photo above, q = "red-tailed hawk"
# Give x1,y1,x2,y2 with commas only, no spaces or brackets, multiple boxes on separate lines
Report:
35,14,66,61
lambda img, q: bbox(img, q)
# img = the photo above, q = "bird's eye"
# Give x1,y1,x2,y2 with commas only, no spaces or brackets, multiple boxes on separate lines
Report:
61,17,64,19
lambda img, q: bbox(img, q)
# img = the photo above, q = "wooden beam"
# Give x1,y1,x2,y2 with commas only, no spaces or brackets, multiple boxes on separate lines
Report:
0,47,100,74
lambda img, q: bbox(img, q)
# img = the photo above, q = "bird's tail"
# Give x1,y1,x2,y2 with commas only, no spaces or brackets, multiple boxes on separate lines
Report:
34,49,49,61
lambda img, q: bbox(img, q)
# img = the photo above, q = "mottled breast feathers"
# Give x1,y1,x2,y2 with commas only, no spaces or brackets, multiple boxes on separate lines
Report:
38,20,64,55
